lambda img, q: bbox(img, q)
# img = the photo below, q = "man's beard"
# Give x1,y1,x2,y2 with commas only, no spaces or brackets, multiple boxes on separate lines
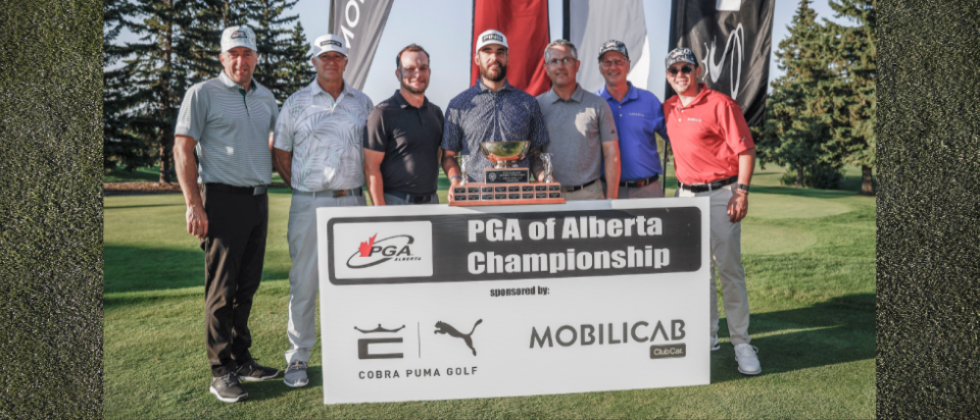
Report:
401,79,427,95
481,62,507,82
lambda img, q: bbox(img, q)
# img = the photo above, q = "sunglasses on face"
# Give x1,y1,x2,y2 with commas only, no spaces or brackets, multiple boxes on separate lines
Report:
668,65,693,75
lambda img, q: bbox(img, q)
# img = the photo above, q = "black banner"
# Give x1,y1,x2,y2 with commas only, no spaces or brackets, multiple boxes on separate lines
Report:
327,208,702,285
667,0,775,127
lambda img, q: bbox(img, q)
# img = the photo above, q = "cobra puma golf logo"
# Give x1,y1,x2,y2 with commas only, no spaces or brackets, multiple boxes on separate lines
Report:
434,319,482,356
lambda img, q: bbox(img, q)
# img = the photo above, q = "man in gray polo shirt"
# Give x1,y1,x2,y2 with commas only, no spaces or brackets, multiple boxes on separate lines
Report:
174,25,280,404
272,34,373,388
536,39,620,200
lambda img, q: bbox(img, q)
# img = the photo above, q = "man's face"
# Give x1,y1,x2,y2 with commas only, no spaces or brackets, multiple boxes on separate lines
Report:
666,61,701,95
312,51,347,83
219,47,258,85
397,50,430,95
475,44,508,82
598,51,630,86
544,45,580,88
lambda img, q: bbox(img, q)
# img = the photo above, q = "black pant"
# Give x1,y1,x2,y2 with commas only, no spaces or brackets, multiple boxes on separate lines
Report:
201,185,268,377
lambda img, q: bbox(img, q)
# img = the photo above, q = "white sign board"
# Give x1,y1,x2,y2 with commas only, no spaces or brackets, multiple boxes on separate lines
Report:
317,198,710,404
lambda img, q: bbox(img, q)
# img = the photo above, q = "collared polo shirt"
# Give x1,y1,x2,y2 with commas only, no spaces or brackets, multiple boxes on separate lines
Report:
536,84,618,186
273,80,374,192
365,90,445,195
596,82,669,181
441,80,550,182
175,71,279,187
662,84,755,184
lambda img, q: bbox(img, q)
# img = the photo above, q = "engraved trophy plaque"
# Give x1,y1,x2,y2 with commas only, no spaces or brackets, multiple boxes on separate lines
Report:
449,141,564,206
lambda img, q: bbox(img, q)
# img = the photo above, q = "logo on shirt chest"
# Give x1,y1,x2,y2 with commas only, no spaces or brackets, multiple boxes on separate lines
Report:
628,112,646,117
687,118,702,123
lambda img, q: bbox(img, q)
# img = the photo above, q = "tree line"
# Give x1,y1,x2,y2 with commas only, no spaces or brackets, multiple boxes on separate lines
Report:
103,0,313,183
756,0,876,195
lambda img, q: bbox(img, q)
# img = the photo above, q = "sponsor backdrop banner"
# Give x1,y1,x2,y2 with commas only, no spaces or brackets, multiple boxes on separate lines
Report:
564,0,651,92
667,0,776,126
471,0,551,96
317,199,711,404
331,0,394,91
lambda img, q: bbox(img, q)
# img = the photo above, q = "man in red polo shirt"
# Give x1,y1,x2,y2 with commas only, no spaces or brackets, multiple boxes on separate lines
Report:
663,47,761,376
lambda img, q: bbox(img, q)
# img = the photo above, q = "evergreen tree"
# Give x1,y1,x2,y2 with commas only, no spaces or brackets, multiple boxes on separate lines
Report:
244,0,306,102
277,21,316,96
825,0,876,195
104,0,155,172
758,0,839,188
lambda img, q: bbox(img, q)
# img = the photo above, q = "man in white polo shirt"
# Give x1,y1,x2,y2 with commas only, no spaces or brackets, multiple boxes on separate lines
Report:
272,34,374,388
174,25,281,404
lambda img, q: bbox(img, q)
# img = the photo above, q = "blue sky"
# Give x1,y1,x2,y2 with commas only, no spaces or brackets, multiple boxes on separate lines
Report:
113,1,854,109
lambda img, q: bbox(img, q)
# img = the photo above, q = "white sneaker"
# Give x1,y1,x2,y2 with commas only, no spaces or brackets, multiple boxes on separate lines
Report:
734,343,761,375
284,360,309,388
710,334,720,351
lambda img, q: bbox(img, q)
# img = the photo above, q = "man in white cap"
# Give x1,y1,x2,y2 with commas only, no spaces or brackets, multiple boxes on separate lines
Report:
441,29,550,188
272,33,374,388
174,25,281,404
663,47,760,376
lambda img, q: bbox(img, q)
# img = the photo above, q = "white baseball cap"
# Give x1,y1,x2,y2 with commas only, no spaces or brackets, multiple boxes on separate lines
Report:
475,29,508,51
311,34,347,57
221,26,257,53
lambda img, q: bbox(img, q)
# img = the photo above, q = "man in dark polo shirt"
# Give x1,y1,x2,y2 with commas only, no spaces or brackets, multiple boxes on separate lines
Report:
365,44,444,205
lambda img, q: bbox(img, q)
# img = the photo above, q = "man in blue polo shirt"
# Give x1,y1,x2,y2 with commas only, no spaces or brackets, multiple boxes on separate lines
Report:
595,40,669,199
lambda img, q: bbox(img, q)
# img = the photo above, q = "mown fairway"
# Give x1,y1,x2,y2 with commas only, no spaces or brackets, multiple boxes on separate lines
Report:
104,165,875,419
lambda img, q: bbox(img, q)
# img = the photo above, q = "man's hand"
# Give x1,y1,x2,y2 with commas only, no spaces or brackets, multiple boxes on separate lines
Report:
727,189,749,223
186,203,209,240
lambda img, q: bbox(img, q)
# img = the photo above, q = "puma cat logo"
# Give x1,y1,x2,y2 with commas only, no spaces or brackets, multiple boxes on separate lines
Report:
434,319,483,356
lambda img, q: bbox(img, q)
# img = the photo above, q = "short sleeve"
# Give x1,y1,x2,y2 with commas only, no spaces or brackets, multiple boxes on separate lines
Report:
364,106,388,152
273,99,294,152
441,106,463,152
721,101,755,153
175,86,206,141
597,100,618,143
268,98,280,134
527,99,550,148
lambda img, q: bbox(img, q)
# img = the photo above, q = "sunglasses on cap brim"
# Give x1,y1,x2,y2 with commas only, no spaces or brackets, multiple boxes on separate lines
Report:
668,65,694,75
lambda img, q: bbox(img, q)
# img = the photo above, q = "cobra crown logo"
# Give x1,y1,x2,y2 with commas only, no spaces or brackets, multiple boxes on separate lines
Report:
346,233,421,269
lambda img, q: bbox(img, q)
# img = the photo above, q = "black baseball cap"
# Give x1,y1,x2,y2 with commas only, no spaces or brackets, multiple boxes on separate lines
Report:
598,40,629,61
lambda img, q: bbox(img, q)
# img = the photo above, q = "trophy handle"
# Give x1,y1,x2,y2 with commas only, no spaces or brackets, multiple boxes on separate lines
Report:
458,155,470,185
541,153,555,183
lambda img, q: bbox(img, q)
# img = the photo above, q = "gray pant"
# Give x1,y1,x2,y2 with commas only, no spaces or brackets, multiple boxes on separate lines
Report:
602,179,665,199
562,180,605,201
383,192,439,205
284,190,366,364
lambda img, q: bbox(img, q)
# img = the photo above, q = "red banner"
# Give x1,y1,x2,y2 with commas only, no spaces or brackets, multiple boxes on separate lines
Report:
470,0,551,96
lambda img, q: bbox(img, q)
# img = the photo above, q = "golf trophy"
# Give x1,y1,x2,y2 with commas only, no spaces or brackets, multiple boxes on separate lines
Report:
449,140,564,206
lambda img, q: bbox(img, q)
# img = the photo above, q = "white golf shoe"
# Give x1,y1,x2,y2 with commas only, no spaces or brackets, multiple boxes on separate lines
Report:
734,343,761,375
711,334,720,351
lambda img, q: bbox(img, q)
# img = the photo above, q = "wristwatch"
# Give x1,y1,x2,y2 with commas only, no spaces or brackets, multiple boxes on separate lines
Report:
735,183,750,193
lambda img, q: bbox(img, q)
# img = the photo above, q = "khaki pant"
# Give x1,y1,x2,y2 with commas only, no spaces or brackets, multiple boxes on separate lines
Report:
284,191,366,364
601,179,665,199
675,183,751,346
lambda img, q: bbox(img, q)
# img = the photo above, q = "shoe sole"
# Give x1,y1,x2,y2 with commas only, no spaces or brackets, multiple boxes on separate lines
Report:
711,343,720,351
284,377,309,388
239,370,280,382
210,385,248,403
738,367,762,375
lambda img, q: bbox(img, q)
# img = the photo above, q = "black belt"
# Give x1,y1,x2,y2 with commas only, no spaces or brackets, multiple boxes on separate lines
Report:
678,176,738,193
619,174,660,188
562,179,598,192
204,183,267,196
385,189,436,204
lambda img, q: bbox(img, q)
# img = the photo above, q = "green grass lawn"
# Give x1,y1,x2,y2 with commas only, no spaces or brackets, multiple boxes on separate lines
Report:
104,164,875,419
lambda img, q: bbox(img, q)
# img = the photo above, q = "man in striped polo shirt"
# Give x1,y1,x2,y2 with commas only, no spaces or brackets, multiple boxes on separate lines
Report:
174,26,281,403
272,34,374,388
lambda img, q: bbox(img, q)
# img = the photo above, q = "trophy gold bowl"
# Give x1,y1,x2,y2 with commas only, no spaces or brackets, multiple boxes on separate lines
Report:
449,141,564,206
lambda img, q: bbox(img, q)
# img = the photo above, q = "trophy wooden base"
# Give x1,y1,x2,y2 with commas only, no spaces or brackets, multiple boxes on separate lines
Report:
449,182,565,206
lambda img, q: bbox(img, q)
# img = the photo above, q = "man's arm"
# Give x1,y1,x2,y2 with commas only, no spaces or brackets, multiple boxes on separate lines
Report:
364,149,386,205
442,150,463,187
174,135,207,240
272,148,292,188
601,141,621,199
727,147,756,223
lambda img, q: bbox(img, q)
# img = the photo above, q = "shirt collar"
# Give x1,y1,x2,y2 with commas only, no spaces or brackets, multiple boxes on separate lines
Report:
547,84,585,104
310,79,351,98
674,83,712,109
477,78,513,93
219,71,253,92
598,82,636,102
392,90,429,110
